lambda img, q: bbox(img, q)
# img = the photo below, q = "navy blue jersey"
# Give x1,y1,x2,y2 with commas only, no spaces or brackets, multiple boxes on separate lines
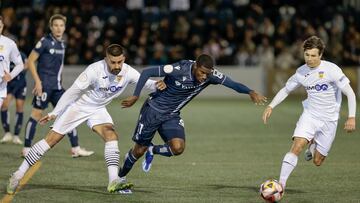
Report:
134,60,252,114
34,33,65,90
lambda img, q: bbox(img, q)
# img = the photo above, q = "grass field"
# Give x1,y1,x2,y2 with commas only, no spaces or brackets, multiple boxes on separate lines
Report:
1,98,359,203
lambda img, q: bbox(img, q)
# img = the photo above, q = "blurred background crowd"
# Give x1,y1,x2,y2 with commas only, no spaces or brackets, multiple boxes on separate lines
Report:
1,0,360,68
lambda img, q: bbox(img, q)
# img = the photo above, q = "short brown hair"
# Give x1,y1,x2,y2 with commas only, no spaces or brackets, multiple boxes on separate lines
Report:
196,54,214,70
106,44,125,56
303,36,325,55
49,14,66,27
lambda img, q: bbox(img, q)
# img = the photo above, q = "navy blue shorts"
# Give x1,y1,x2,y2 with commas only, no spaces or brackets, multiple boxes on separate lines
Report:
132,102,185,146
7,82,27,100
32,88,65,110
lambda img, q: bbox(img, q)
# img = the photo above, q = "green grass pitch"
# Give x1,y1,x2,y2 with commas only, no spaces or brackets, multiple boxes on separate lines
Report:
1,98,359,202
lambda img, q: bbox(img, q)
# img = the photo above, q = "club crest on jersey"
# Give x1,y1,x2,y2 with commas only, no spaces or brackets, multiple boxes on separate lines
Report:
116,75,122,82
318,71,324,78
0,45,4,51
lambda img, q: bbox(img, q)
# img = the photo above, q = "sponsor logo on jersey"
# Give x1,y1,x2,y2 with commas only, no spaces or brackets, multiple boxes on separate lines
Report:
318,71,324,78
0,55,4,61
305,84,328,91
99,85,122,92
49,49,65,55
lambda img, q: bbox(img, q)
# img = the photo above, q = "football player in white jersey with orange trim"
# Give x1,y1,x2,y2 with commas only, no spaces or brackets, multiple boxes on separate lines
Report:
7,44,166,195
263,36,356,190
0,16,25,142
0,16,24,102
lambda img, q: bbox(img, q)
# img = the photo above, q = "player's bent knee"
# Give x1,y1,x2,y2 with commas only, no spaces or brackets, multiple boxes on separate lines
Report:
313,158,323,166
132,145,147,158
170,145,185,156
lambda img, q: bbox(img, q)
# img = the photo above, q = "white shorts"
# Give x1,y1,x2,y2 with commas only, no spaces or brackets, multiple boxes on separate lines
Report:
52,103,113,135
293,112,338,156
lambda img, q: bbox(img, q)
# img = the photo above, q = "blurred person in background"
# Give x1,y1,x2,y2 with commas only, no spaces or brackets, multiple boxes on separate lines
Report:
21,14,94,158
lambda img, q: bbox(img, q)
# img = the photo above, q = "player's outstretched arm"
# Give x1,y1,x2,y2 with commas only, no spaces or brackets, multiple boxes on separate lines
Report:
340,84,356,133
28,50,42,96
262,106,273,124
39,114,56,125
121,96,139,108
249,91,267,105
344,117,356,133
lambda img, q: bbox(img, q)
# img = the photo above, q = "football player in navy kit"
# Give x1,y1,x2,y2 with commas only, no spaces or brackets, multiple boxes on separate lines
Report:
22,14,93,157
118,54,267,183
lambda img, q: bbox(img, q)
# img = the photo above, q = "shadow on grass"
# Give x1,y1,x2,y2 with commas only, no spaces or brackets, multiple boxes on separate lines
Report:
1,184,141,195
206,184,306,194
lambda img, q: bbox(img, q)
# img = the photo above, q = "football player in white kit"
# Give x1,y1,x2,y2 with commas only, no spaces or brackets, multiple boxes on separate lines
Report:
0,16,25,142
6,44,166,195
262,36,356,190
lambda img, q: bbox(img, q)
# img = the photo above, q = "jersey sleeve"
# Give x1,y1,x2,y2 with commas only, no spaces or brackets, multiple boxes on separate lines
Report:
209,69,252,94
284,73,301,92
329,65,350,88
9,41,24,79
74,66,96,90
128,67,157,91
208,69,226,84
33,38,46,55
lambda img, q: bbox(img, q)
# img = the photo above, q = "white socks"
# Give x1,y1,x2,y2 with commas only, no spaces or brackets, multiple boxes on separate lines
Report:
104,141,120,183
17,139,50,178
279,152,298,189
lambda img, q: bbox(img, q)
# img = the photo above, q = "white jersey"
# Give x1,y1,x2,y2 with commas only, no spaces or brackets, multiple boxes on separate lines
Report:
74,60,156,108
0,35,24,97
285,60,350,121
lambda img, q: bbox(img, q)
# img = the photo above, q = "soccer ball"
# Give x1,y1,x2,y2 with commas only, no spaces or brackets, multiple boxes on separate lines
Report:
259,179,284,202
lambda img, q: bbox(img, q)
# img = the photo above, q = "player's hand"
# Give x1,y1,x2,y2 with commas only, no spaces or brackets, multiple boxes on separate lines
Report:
2,71,12,82
39,114,56,125
262,106,273,124
344,117,356,133
156,80,166,90
121,96,139,108
33,81,43,96
249,91,267,105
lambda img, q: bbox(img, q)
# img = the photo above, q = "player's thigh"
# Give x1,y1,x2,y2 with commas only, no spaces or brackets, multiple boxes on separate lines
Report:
13,85,27,101
52,104,92,135
132,104,162,147
158,116,185,143
88,108,117,141
32,89,52,110
49,89,66,107
1,94,14,110
293,112,319,141
314,120,338,157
